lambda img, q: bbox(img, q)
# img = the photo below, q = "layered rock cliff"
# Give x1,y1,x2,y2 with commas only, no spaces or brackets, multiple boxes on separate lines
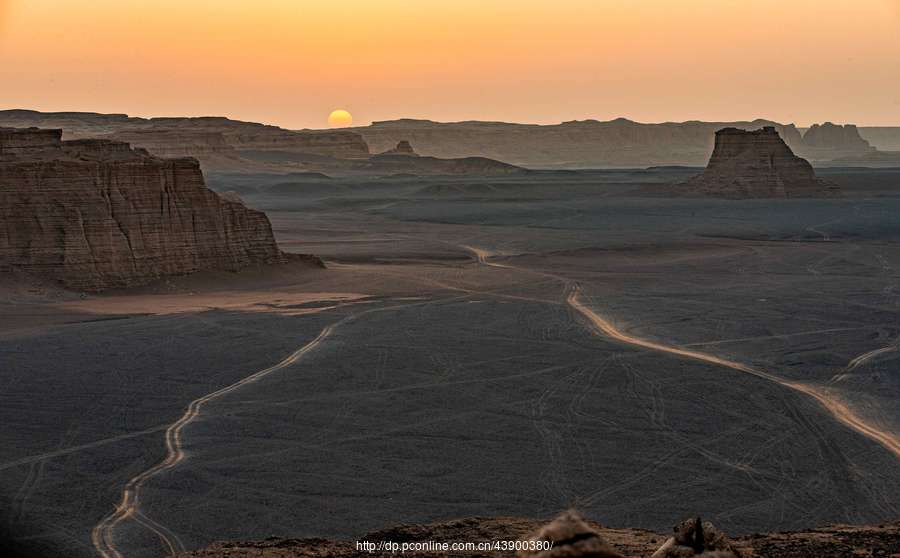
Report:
0,127,287,291
682,127,841,198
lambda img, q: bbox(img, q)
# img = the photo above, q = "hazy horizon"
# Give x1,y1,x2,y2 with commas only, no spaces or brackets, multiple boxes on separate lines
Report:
2,1,900,129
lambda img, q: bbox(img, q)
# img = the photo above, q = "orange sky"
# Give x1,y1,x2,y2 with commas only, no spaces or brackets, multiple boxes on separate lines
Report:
1,0,898,129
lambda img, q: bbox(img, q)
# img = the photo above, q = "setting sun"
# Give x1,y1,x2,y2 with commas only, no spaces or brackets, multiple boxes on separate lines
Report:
327,109,353,128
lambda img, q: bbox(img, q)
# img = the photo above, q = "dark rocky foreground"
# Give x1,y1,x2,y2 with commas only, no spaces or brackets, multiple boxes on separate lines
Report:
178,515,900,557
0,127,291,291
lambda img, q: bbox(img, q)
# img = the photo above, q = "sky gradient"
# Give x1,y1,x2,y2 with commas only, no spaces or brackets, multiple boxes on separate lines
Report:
1,0,899,129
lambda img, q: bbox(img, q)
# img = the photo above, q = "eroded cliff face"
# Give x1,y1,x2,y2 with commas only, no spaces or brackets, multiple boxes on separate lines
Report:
0,127,286,291
682,127,841,198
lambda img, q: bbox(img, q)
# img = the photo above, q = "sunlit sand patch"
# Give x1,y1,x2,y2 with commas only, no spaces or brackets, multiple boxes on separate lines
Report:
60,291,374,317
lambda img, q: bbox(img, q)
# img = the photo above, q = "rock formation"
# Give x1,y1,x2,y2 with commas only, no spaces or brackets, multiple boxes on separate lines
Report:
0,127,288,291
3,111,893,170
857,126,900,151
802,122,873,152
650,517,740,558
379,140,418,156
105,129,239,159
518,510,624,558
0,110,371,169
682,127,842,198
352,118,808,168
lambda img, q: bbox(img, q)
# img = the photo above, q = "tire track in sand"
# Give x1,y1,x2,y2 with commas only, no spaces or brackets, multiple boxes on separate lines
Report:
566,286,900,459
91,292,476,558
91,324,336,558
462,244,900,460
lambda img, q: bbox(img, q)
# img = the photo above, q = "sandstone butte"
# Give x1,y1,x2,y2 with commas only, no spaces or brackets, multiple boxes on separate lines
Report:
0,127,290,291
682,127,842,198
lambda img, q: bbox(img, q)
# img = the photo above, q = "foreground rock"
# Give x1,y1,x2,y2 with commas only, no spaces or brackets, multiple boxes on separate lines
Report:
177,517,900,557
682,127,842,198
518,511,624,558
0,127,294,291
650,518,739,558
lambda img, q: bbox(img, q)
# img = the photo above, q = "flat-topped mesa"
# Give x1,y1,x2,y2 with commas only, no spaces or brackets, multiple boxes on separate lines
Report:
0,127,289,291
104,129,237,158
683,127,841,198
0,127,63,156
803,122,873,152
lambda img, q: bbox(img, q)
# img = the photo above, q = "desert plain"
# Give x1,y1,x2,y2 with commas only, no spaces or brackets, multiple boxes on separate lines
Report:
2,167,900,557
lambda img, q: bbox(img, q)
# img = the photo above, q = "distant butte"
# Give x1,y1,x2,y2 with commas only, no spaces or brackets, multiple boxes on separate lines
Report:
682,127,842,198
378,140,418,156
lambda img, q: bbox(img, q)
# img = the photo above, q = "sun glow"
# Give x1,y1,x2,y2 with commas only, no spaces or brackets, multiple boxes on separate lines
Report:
327,109,353,128
1,1,899,127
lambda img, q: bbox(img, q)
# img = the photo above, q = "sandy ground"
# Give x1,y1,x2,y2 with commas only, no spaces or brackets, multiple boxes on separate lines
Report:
2,168,899,558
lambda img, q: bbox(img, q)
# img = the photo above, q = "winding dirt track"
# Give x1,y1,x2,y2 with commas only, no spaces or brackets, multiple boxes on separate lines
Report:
465,244,900,460
847,344,897,371
91,293,479,558
91,325,336,558
91,243,899,558
566,287,900,459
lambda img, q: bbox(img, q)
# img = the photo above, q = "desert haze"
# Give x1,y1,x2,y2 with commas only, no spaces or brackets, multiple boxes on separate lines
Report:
1,2,900,558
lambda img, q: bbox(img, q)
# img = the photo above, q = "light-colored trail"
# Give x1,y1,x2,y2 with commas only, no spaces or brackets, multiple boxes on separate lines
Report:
90,324,336,558
847,344,897,371
568,286,900,459
462,243,900,460
0,425,168,472
91,292,476,558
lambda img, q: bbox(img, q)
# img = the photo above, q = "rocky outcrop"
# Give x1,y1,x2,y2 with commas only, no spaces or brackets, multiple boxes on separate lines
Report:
178,517,900,557
379,140,418,156
518,511,624,558
650,518,740,558
802,122,873,153
682,127,841,198
0,127,287,291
